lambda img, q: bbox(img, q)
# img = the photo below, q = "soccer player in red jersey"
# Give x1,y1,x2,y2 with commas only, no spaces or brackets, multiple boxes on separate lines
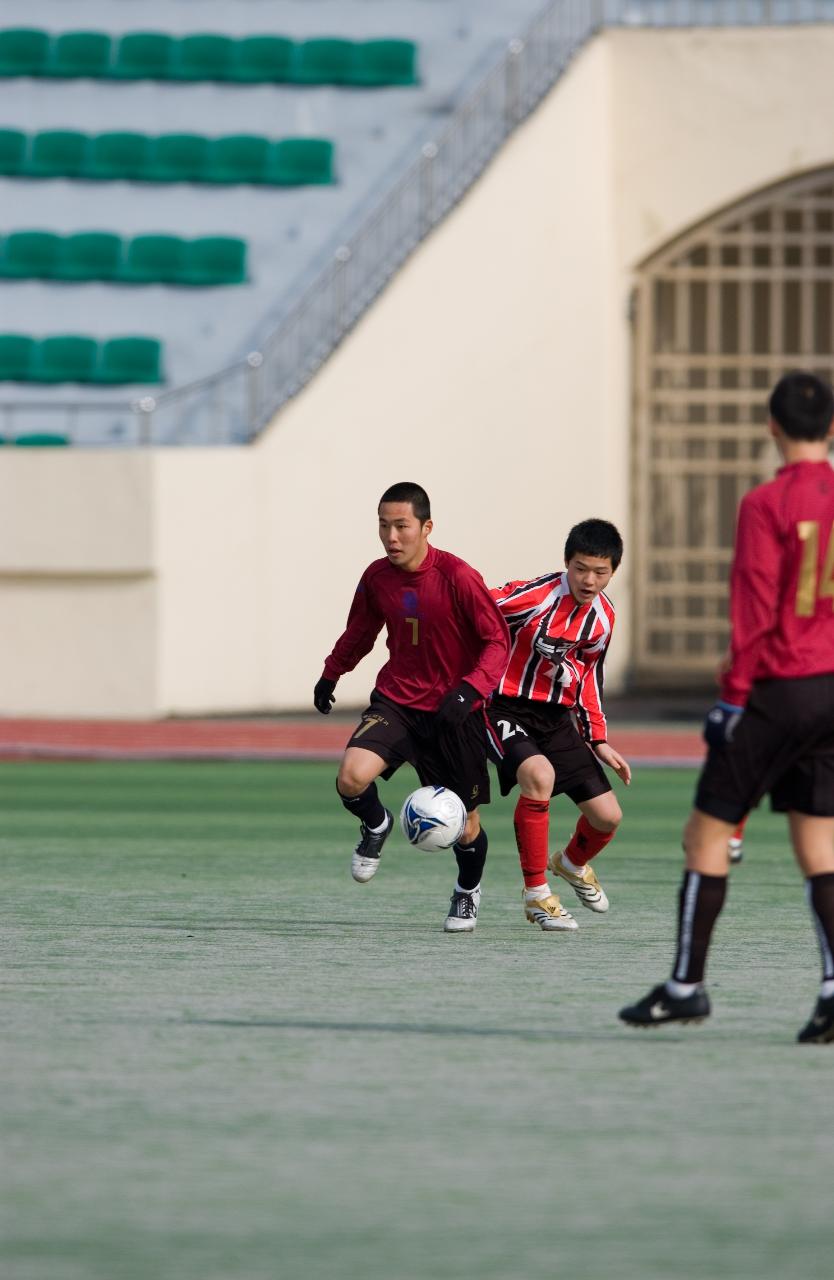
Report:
313,482,510,932
621,371,834,1042
485,519,631,931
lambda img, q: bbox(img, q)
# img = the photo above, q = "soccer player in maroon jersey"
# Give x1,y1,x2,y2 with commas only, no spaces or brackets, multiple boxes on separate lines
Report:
313,482,510,932
621,371,834,1043
485,520,632,931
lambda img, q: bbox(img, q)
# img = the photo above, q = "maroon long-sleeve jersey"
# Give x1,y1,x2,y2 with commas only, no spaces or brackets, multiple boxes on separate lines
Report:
323,544,511,712
722,459,834,705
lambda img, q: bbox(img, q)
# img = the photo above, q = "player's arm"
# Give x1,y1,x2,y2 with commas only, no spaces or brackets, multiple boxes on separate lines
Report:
435,568,511,727
720,497,779,709
456,569,512,699
313,573,384,714
576,636,631,785
490,577,549,630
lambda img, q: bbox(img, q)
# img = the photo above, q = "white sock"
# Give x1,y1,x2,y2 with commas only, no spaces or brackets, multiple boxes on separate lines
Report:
368,813,390,834
561,851,588,878
666,979,698,998
820,978,834,999
525,883,550,900
456,881,480,897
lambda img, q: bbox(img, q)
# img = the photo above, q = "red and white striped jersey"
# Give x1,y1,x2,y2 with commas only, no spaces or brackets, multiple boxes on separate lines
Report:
490,571,615,741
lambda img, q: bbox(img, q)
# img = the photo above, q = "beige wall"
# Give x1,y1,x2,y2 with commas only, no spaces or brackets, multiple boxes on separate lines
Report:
610,26,834,268
259,34,619,710
154,450,264,713
4,25,834,716
0,452,157,715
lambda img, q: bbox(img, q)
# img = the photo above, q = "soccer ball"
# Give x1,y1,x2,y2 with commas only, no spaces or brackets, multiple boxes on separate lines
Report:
400,785,467,852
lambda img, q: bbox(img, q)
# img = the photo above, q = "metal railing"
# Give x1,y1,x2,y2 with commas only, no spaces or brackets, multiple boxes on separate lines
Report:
4,0,834,446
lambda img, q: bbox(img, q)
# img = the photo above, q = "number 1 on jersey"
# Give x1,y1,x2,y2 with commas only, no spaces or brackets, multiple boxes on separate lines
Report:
796,521,834,616
406,616,419,645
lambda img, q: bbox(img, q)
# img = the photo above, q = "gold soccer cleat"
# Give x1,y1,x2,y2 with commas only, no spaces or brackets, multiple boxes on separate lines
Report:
548,850,609,913
523,890,578,932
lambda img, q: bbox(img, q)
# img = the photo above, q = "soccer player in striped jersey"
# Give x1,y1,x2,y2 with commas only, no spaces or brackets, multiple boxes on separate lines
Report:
313,482,510,932
620,371,834,1043
485,519,631,931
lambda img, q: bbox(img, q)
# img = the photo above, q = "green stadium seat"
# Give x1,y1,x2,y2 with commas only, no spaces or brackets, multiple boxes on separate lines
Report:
0,28,50,77
268,138,334,186
97,337,163,384
0,334,35,381
58,232,123,282
29,130,88,178
206,135,270,184
1,231,62,279
121,235,185,284
85,132,150,181
294,39,355,85
174,34,235,81
180,236,247,285
0,129,27,175
35,336,98,383
113,32,174,80
47,32,112,79
146,134,209,183
351,39,419,87
231,35,294,83
14,433,69,447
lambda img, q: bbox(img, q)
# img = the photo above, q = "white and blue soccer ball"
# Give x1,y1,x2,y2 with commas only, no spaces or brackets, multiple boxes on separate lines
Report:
400,785,467,852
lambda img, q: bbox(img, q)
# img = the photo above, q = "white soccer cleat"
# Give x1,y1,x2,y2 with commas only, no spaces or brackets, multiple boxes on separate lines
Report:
729,836,744,864
444,886,481,932
350,809,393,883
548,850,609,912
523,891,578,932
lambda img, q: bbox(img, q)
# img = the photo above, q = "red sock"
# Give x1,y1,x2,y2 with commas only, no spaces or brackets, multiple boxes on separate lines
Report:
513,796,550,888
564,814,615,867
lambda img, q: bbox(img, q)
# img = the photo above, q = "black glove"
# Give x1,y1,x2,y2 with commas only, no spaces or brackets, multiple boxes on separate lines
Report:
703,701,743,748
313,676,337,715
435,682,478,728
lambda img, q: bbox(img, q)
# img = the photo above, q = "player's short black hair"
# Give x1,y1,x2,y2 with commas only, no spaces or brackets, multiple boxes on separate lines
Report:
564,518,623,570
378,482,431,523
769,372,834,441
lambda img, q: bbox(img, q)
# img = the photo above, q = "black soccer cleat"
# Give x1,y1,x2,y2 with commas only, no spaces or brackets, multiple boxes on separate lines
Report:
619,982,711,1028
444,886,481,933
350,809,393,883
797,993,834,1044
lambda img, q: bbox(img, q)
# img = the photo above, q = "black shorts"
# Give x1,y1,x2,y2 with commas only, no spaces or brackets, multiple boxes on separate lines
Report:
695,673,834,823
345,690,490,811
485,695,611,803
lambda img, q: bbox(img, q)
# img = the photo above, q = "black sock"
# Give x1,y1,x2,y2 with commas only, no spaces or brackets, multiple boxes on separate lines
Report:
808,872,834,982
671,870,727,984
338,780,387,830
453,827,487,891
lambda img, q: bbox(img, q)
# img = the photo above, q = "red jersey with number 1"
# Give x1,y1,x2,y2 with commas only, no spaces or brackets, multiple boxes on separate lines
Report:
722,459,834,706
322,544,510,712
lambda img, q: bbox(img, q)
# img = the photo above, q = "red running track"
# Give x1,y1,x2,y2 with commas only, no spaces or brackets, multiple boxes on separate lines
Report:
0,718,705,766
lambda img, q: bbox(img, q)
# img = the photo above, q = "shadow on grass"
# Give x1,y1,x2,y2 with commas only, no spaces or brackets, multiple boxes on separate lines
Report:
182,1015,645,1042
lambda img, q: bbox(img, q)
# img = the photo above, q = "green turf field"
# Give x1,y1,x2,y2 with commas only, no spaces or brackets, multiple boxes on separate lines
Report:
2,761,831,1280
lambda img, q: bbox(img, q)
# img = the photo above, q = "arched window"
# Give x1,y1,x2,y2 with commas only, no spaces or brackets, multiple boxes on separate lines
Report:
632,167,834,682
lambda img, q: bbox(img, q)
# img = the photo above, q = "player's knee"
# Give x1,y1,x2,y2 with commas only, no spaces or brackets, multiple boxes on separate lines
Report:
461,811,480,844
584,798,621,833
600,801,622,833
518,757,555,800
336,762,369,798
